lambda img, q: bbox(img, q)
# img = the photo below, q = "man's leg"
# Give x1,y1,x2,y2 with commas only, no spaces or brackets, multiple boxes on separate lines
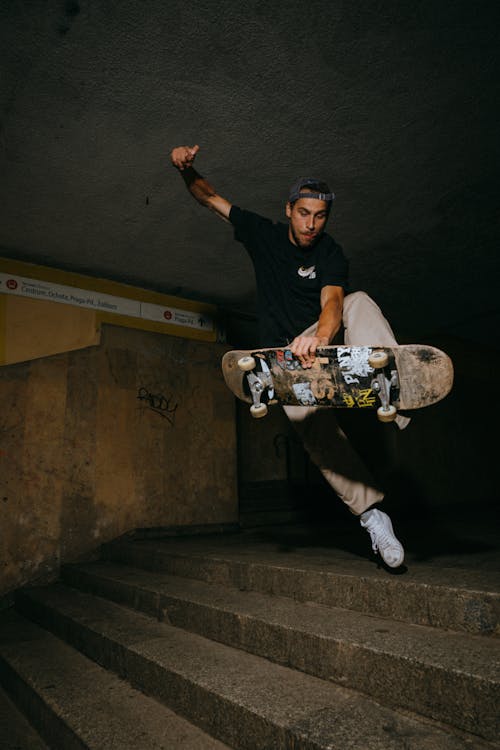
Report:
283,402,384,516
343,292,410,430
283,292,405,566
342,290,397,344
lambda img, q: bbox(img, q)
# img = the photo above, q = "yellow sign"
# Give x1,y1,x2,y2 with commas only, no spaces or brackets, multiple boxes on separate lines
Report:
0,257,220,366
0,258,218,338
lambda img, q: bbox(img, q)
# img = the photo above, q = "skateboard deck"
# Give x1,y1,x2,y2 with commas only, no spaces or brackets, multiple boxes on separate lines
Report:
222,344,453,421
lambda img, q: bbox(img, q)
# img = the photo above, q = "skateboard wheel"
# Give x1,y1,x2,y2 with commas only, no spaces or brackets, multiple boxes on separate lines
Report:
238,355,256,371
250,403,268,418
369,351,389,369
376,405,397,422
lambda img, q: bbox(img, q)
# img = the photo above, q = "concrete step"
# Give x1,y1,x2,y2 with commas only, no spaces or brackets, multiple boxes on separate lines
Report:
13,583,499,750
102,536,500,636
239,509,311,527
0,608,233,750
0,681,49,750
61,560,500,741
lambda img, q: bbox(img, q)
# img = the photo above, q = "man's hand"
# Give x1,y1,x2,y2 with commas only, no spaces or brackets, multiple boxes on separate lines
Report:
290,335,329,368
171,144,200,171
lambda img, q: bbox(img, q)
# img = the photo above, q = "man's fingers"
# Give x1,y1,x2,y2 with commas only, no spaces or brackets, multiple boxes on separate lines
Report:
291,338,308,357
180,147,191,168
186,145,198,163
171,148,185,169
290,336,318,368
171,144,199,170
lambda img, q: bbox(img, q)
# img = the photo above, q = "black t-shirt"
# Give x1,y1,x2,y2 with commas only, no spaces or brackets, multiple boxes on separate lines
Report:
229,205,349,347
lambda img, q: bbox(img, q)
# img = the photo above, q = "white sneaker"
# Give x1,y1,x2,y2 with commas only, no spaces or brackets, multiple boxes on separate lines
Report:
360,508,405,568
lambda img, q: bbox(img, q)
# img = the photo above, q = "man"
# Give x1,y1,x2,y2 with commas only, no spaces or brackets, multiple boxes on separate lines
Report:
171,144,406,568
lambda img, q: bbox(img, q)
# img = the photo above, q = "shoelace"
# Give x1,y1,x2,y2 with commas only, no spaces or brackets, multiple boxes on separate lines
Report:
365,520,396,553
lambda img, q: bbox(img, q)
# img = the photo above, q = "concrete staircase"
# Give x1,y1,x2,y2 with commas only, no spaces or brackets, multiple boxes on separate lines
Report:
1,524,499,749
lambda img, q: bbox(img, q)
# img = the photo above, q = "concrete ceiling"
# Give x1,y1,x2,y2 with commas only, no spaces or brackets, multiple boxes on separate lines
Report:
1,0,499,346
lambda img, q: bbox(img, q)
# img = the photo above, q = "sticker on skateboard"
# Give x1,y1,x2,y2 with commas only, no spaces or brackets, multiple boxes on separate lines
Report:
222,344,453,422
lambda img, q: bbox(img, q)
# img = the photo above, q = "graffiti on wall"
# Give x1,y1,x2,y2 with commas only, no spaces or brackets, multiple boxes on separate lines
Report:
137,387,178,424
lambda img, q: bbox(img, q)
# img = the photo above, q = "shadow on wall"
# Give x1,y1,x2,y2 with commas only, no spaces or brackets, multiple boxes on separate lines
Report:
352,175,500,348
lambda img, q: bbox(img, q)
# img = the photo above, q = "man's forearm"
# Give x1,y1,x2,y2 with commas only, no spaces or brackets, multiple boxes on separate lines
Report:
315,298,343,343
171,144,232,220
290,288,344,366
180,166,218,207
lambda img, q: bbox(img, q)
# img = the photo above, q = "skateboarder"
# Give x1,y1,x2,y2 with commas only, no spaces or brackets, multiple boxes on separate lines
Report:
171,144,406,568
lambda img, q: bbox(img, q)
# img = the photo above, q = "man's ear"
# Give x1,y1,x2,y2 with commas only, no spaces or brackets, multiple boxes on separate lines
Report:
285,202,292,218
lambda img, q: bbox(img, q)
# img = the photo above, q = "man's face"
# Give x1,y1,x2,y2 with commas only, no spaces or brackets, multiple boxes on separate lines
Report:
286,197,329,249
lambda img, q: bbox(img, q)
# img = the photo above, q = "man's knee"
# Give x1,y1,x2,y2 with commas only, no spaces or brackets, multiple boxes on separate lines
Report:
343,291,396,346
343,291,379,320
344,291,375,309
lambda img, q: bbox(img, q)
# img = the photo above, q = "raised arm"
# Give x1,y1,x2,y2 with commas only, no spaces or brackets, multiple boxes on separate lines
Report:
170,145,232,221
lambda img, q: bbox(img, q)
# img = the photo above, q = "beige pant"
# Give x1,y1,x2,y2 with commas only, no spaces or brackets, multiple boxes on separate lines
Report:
284,291,406,516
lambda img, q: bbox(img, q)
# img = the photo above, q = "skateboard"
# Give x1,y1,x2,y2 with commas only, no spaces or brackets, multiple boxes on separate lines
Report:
222,344,453,422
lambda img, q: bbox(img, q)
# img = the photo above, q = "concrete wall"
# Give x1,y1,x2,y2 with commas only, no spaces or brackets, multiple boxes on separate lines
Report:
0,325,237,596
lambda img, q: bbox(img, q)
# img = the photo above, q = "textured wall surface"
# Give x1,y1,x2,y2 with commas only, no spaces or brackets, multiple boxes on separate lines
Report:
0,325,237,595
1,1,498,346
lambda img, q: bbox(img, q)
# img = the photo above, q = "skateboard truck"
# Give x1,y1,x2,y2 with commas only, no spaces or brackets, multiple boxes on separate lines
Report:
368,350,399,422
237,356,273,418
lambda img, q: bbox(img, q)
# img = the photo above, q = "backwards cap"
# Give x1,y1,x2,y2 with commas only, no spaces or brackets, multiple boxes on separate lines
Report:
288,177,335,204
